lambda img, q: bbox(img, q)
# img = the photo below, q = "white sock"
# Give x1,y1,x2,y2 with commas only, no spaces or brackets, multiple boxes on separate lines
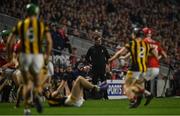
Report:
24,109,31,113
144,90,151,96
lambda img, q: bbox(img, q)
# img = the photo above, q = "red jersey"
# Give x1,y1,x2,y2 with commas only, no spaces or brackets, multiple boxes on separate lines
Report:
144,37,163,68
13,40,21,53
0,42,6,52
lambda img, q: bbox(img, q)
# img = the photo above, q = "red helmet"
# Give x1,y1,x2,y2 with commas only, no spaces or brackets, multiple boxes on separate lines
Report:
143,27,152,35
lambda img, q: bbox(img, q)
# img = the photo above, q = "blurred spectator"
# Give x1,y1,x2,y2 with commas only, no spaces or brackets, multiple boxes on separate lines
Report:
69,47,78,68
75,55,86,69
62,65,76,91
57,25,72,54
72,63,90,79
173,65,180,96
51,65,61,89
50,24,63,55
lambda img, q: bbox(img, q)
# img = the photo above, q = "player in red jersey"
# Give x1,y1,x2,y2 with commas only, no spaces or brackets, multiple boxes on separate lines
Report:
0,30,12,83
0,30,9,67
143,27,167,80
143,27,167,97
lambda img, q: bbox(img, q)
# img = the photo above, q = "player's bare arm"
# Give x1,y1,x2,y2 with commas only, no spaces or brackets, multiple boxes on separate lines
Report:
119,52,130,60
52,80,66,98
158,50,167,60
45,32,53,63
6,33,16,61
108,47,128,63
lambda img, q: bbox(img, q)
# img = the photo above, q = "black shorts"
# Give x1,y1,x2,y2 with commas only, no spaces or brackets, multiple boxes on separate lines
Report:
48,96,67,107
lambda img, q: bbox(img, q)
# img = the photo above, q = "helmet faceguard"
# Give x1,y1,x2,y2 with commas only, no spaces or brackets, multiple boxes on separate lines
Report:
1,30,10,42
26,3,40,16
132,27,144,38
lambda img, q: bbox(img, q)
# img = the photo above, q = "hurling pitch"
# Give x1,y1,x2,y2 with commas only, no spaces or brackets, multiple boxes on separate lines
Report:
0,97,180,115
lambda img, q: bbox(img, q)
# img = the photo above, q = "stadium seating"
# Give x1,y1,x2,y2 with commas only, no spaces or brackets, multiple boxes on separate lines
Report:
0,0,179,66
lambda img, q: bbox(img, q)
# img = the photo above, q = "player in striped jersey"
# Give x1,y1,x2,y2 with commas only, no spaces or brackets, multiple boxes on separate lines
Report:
7,3,52,115
109,27,158,108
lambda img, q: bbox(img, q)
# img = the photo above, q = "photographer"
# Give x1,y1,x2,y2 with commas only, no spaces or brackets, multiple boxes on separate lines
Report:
171,59,180,96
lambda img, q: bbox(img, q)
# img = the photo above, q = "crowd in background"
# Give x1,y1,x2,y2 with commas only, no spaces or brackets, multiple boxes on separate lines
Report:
0,0,180,65
0,0,180,103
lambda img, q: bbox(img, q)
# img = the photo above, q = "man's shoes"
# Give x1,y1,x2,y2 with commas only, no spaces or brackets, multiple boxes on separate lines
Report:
129,95,143,109
99,82,108,91
34,96,43,113
144,94,153,106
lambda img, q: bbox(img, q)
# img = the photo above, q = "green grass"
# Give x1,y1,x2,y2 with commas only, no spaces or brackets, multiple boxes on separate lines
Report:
0,97,180,115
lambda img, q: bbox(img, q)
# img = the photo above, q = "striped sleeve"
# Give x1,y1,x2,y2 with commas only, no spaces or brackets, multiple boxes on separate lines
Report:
12,25,18,35
12,21,22,35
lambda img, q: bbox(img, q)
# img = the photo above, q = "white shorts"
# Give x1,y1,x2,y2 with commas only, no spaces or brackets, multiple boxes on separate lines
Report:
126,71,147,80
19,53,44,74
145,68,159,81
65,94,85,107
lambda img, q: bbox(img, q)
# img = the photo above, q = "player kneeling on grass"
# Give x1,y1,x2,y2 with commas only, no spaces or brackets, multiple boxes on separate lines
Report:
43,76,108,107
108,27,158,108
124,75,152,106
119,54,155,107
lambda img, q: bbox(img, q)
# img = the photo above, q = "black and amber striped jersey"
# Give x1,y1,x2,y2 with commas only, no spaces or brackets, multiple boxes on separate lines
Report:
12,16,49,54
125,39,150,72
45,94,67,107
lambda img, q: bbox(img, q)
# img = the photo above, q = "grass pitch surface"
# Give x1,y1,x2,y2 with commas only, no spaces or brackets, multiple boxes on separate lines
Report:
0,97,180,115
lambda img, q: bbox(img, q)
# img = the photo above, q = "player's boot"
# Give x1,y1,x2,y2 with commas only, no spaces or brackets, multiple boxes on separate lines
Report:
144,94,153,106
24,109,31,115
34,95,43,113
129,95,142,108
128,100,135,108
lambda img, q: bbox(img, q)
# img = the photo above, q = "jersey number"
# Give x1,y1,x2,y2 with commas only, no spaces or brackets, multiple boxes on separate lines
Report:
139,47,145,58
27,27,34,42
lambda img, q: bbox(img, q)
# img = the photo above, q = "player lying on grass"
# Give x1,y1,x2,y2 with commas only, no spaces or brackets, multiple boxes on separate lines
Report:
43,76,108,107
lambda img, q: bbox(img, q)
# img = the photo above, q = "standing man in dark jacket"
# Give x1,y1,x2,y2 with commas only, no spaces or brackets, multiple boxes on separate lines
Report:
85,36,110,99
